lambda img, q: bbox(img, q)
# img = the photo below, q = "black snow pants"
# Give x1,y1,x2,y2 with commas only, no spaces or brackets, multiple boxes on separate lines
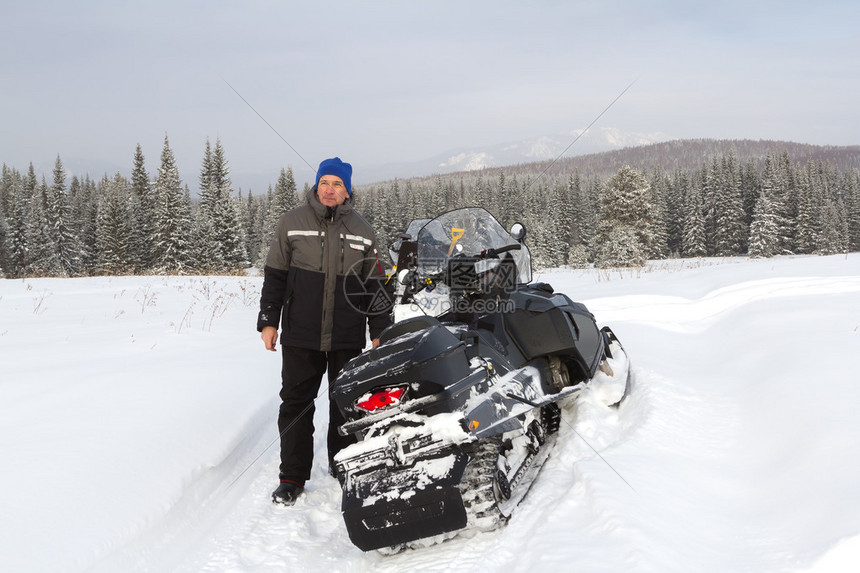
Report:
278,346,360,485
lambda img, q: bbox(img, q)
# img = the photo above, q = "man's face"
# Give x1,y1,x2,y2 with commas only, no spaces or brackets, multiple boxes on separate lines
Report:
318,175,348,207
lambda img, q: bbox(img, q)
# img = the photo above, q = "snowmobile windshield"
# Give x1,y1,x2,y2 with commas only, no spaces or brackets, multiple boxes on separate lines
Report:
415,208,532,284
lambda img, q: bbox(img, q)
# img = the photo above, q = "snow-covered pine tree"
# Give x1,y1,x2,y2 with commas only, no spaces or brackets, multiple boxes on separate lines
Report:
95,173,132,275
73,175,99,275
565,174,583,249
260,184,273,237
779,151,800,252
188,213,222,273
257,167,299,267
647,168,670,259
594,165,654,267
581,177,602,260
701,157,720,255
183,185,193,217
25,163,38,196
470,174,489,214
740,159,760,232
241,189,262,265
428,176,446,223
2,172,29,277
389,178,407,239
545,181,570,267
747,190,780,258
352,186,376,239
0,215,6,277
67,175,86,270
714,151,747,256
681,182,707,258
597,226,645,268
0,181,8,276
236,189,253,264
0,165,10,200
4,165,40,276
198,138,215,220
538,180,562,266
209,139,247,270
442,177,457,212
47,156,81,275
793,168,818,255
816,195,849,255
455,179,467,210
760,153,795,254
26,178,61,276
152,135,192,273
130,144,156,272
845,169,860,252
0,168,9,276
126,193,146,272
0,165,13,221
502,175,525,232
416,178,435,220
566,172,595,265
490,172,509,226
554,177,577,265
404,179,422,223
374,181,400,254
664,168,688,256
523,180,552,269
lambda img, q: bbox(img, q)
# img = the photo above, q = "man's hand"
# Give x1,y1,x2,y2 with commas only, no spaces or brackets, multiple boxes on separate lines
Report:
261,326,278,351
372,338,380,349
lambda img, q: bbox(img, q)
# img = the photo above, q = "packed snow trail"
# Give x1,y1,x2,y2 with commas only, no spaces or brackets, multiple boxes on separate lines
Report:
162,260,860,572
164,372,643,573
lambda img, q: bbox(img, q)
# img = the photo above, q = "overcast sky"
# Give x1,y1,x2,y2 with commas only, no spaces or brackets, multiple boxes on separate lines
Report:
2,0,858,190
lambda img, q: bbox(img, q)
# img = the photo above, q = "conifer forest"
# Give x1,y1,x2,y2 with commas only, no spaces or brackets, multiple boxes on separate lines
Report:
1,137,859,279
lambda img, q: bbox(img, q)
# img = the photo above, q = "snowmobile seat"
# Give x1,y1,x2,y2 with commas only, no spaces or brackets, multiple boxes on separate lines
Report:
379,315,442,344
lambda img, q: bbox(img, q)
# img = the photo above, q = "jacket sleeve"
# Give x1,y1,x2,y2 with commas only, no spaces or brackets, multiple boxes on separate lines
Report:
363,241,393,340
257,265,289,332
257,215,292,332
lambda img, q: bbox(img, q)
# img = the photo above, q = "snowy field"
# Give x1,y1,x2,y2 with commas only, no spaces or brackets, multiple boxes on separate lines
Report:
2,254,860,573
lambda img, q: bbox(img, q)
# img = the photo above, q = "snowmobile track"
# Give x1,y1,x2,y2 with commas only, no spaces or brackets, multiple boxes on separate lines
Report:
460,437,508,532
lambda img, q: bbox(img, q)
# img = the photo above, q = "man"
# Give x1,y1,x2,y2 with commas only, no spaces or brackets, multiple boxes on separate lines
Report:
257,157,391,505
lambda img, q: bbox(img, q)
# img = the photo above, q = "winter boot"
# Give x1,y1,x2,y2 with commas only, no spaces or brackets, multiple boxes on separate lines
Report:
272,480,304,506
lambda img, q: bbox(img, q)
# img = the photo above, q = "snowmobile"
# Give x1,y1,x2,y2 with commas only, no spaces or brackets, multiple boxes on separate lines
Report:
331,207,630,552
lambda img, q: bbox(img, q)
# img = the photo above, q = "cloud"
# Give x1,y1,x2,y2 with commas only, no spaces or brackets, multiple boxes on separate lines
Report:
2,0,858,192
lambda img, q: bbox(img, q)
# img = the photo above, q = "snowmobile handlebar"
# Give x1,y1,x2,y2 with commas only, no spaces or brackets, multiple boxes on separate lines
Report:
480,243,522,258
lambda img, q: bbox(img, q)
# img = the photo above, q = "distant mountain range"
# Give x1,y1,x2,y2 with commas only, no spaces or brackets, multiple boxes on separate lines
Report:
361,137,860,187
360,127,674,183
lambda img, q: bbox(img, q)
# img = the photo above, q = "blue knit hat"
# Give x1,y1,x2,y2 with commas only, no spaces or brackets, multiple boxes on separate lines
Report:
316,157,352,196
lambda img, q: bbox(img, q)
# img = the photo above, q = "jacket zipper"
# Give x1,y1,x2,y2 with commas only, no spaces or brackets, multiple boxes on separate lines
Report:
320,220,331,350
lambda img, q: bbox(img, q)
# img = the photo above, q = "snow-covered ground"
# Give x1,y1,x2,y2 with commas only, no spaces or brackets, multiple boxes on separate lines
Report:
2,255,859,573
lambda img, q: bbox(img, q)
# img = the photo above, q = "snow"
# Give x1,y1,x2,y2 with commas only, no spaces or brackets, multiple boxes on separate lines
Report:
2,254,860,572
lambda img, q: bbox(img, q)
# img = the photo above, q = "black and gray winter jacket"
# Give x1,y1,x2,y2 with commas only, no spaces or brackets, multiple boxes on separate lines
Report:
257,187,392,351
